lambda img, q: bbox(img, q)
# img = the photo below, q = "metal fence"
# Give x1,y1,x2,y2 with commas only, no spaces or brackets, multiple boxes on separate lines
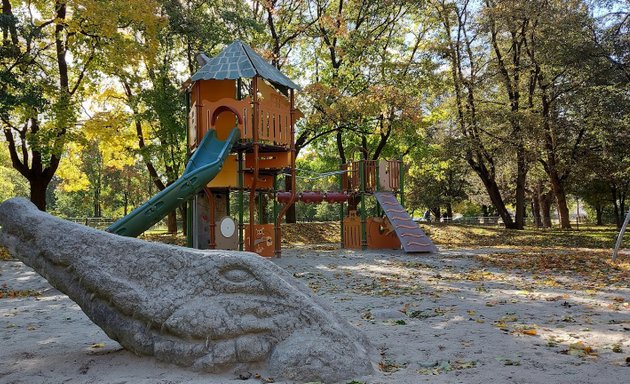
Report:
413,216,503,226
64,217,184,232
65,217,117,230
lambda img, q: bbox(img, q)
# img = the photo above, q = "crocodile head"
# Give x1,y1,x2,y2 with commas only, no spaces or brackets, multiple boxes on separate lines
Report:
0,198,374,382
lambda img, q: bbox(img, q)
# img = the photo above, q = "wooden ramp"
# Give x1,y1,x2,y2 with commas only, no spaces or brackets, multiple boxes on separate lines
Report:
374,192,437,253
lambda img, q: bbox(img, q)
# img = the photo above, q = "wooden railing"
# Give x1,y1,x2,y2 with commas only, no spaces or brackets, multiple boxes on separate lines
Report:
202,97,291,147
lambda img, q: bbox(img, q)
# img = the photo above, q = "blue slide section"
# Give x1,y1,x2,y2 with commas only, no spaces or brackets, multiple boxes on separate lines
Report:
107,128,240,237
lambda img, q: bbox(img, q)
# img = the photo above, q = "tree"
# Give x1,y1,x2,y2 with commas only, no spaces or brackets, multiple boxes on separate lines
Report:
575,83,630,228
482,0,534,229
56,109,138,217
0,0,160,210
430,0,519,228
406,143,469,219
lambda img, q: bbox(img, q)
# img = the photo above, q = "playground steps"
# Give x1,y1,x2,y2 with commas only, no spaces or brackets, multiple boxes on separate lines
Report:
374,192,437,253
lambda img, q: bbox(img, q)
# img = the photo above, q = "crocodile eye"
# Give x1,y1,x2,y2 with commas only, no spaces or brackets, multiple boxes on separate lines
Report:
221,267,256,284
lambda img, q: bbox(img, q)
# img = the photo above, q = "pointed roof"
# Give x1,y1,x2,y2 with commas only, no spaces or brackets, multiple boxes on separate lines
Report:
190,40,300,90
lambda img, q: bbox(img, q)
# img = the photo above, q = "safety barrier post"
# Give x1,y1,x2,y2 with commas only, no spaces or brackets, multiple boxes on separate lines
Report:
359,160,367,250
238,151,244,251
375,160,382,217
186,199,193,247
399,157,405,209
339,164,345,248
273,175,279,220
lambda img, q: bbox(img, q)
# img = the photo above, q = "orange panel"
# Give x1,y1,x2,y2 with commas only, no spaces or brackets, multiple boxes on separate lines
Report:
367,217,401,250
343,211,362,249
205,98,251,141
189,82,201,149
200,79,236,102
213,110,239,141
244,224,275,257
192,80,236,143
207,155,238,188
245,151,291,170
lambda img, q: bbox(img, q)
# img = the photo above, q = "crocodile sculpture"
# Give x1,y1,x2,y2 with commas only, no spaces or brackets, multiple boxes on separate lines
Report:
0,198,374,382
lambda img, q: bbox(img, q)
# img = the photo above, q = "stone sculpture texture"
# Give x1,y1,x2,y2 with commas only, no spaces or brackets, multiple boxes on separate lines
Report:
0,198,374,382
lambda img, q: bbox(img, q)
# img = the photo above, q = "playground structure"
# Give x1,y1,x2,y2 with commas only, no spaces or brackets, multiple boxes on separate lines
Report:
278,160,437,253
107,40,436,256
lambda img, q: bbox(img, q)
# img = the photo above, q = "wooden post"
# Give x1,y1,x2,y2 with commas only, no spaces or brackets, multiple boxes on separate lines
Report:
249,76,259,252
205,188,216,249
399,157,405,208
359,160,367,250
238,150,244,251
339,164,345,248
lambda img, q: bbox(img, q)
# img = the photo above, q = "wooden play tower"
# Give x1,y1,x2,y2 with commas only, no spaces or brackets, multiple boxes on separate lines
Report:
185,40,300,257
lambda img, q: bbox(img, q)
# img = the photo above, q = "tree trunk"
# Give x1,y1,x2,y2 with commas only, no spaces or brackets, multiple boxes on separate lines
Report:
620,187,627,229
595,205,603,226
260,195,269,224
475,164,516,228
29,178,48,211
531,195,542,228
551,178,571,229
431,206,441,221
93,186,101,217
612,185,627,229
180,202,188,236
515,147,527,229
446,202,453,219
285,174,296,223
611,186,621,228
540,192,553,228
541,95,571,229
166,211,177,234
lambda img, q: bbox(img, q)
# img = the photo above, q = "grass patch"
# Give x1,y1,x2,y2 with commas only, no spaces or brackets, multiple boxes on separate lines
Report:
140,222,341,248
475,249,630,288
141,222,626,262
425,224,620,249
140,232,187,246
281,222,340,245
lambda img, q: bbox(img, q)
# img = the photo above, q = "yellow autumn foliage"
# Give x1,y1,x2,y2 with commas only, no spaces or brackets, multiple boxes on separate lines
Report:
58,105,137,193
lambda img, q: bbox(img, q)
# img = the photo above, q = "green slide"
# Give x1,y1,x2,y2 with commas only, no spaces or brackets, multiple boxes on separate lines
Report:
107,128,240,237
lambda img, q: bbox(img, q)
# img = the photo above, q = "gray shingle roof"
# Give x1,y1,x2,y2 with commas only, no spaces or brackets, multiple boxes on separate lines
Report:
190,41,300,90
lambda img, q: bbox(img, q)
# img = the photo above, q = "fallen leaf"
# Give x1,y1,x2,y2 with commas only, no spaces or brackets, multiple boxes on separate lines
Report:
496,356,521,366
612,296,625,303
379,359,405,373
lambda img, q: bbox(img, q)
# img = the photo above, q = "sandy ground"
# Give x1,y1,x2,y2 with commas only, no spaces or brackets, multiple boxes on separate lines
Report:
1,246,629,384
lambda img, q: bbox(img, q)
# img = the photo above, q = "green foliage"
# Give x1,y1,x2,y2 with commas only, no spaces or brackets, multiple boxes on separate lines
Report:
453,201,483,218
0,0,163,210
1,0,628,230
0,145,28,203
